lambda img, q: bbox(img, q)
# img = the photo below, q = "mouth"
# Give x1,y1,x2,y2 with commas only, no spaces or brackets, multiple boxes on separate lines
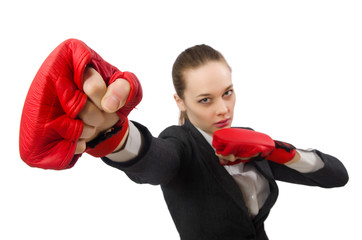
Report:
214,118,230,128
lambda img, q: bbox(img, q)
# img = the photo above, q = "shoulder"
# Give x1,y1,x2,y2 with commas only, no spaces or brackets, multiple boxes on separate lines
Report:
158,123,200,161
159,122,196,139
159,125,192,147
159,125,185,137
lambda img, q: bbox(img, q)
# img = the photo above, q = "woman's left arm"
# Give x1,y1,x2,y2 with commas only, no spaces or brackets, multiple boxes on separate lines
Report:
285,149,324,173
269,149,349,188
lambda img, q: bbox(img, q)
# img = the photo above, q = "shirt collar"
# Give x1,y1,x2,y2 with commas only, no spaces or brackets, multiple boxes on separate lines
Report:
195,127,214,148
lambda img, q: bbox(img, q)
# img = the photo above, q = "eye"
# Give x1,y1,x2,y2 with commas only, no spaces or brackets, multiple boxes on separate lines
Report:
223,89,233,97
199,98,211,104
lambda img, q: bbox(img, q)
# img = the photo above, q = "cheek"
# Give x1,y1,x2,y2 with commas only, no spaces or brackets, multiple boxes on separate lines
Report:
193,106,210,121
231,102,236,113
201,105,215,117
229,97,236,113
189,105,213,125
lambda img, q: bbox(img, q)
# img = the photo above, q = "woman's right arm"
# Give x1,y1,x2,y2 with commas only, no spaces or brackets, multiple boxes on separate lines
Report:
78,68,183,185
102,121,184,185
75,67,132,155
105,121,144,163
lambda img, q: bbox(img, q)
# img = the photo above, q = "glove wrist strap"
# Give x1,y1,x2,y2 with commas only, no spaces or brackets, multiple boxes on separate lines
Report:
266,141,296,164
86,120,129,157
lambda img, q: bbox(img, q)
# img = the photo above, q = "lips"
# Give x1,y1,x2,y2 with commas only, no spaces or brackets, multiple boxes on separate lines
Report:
215,118,230,128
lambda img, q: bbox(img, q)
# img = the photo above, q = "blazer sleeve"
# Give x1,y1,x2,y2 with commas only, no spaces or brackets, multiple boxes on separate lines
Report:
101,121,191,185
268,150,349,188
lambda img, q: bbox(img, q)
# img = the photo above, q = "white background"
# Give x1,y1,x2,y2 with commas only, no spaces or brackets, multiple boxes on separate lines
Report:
1,0,361,239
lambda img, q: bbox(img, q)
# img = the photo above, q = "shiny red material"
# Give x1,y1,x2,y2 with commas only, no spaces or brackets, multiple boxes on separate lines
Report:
213,128,296,165
19,39,142,170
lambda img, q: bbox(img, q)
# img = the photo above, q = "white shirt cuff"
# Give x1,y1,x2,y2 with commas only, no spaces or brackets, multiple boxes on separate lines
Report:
287,149,325,173
106,121,143,162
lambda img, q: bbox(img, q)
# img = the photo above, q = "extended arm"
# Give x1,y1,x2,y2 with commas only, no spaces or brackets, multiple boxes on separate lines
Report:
79,68,183,185
212,128,349,188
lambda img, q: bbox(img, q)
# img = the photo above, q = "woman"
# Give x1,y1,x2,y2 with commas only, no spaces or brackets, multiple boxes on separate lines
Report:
77,44,348,239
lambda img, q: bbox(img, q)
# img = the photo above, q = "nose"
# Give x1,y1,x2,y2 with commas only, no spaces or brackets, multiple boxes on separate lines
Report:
216,99,229,116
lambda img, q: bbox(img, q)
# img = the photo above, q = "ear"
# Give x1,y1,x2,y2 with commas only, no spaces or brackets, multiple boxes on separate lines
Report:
174,94,186,112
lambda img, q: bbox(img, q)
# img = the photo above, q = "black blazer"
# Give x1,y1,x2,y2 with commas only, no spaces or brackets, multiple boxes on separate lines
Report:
102,120,348,240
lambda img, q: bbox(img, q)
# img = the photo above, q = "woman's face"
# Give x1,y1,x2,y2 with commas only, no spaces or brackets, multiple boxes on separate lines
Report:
175,61,235,135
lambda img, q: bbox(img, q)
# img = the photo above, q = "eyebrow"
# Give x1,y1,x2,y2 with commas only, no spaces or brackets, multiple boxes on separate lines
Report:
196,84,234,98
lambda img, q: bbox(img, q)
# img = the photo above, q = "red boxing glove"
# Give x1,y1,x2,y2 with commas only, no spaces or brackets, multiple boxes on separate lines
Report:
212,128,275,165
19,39,142,170
265,140,297,164
212,128,296,165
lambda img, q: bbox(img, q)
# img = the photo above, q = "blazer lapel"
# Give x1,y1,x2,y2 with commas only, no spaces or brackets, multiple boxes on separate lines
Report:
183,121,250,213
251,160,279,223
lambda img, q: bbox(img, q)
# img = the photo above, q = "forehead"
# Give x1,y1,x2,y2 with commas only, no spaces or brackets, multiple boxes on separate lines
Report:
183,61,232,96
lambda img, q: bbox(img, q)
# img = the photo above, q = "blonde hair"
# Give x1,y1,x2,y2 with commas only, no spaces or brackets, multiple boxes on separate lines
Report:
172,44,231,125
